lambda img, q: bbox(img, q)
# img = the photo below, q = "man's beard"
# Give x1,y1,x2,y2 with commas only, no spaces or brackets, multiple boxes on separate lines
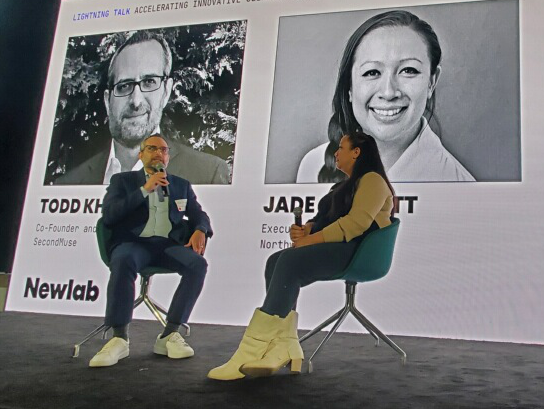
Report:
109,110,162,149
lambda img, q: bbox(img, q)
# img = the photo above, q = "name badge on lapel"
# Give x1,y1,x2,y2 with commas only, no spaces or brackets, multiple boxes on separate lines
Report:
175,199,187,212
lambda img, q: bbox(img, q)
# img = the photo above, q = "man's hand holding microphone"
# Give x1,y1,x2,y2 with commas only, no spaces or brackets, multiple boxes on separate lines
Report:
143,163,170,196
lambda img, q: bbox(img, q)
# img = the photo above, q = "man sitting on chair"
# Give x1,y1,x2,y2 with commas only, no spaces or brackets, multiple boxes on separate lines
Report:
89,134,212,367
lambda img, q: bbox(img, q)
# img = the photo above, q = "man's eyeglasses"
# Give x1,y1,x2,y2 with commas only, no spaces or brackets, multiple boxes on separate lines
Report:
112,76,167,97
143,145,170,154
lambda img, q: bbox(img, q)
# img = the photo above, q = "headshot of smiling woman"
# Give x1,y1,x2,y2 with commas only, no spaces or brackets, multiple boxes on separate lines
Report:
296,10,475,183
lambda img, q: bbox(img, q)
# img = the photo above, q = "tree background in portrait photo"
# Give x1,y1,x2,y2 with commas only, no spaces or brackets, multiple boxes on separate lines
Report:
44,20,247,185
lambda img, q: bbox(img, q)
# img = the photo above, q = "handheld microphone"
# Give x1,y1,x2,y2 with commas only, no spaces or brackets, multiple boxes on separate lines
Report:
293,206,303,227
153,162,170,198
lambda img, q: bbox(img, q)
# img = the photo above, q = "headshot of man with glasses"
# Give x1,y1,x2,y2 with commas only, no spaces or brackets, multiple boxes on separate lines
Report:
56,31,229,185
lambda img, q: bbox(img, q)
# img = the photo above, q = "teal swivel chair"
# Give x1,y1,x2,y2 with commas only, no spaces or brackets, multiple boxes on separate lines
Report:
72,218,190,358
299,217,405,372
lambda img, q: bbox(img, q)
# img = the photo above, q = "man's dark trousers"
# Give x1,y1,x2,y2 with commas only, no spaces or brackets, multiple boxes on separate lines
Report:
104,236,207,327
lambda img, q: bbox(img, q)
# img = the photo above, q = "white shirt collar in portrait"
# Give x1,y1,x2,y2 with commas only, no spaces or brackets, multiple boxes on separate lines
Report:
103,126,161,184
296,117,475,183
387,117,475,182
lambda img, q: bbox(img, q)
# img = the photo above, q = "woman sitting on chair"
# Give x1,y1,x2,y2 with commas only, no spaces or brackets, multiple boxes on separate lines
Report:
208,131,395,381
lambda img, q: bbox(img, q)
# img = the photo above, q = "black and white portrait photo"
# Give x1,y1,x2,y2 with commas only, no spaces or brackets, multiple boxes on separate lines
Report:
45,21,247,185
265,0,520,184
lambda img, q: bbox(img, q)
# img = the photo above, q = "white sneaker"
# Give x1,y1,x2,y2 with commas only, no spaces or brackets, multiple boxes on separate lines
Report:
89,337,129,367
153,332,194,359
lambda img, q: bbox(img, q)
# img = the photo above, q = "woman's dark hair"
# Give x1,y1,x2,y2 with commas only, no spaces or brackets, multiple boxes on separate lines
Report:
319,10,442,183
327,131,395,221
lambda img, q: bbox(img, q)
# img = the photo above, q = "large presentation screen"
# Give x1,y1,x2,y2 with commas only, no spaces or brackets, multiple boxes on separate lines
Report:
7,0,544,344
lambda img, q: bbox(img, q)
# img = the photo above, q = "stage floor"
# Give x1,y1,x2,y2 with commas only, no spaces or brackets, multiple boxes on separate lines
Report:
0,311,542,409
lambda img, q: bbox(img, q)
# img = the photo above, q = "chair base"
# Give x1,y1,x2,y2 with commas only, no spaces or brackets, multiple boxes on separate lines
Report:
299,281,406,373
72,276,190,358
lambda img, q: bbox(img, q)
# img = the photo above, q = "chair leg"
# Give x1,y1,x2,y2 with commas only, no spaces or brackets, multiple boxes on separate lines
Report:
148,297,168,316
133,295,144,309
181,323,191,337
344,282,379,344
299,308,345,343
143,296,167,327
140,275,167,326
72,294,144,358
72,324,110,358
144,296,191,336
351,306,406,364
299,282,407,371
307,307,350,373
350,307,380,346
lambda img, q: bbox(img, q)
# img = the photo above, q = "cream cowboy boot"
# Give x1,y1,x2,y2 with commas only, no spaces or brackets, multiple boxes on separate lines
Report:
241,310,304,377
207,309,281,381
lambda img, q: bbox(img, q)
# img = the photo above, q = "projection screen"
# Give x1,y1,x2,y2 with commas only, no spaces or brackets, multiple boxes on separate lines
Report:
6,0,544,345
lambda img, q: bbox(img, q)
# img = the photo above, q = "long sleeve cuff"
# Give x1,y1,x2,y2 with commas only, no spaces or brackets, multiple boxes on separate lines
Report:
140,186,150,198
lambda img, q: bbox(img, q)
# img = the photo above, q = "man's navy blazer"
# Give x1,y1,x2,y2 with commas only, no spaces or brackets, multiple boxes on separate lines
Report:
102,169,212,257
